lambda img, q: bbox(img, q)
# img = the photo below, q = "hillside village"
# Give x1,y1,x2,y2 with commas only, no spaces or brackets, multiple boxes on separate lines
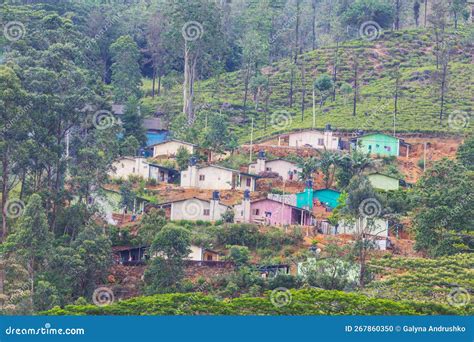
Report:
0,0,473,316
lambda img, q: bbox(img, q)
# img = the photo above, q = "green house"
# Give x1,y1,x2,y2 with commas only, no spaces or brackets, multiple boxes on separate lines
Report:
355,133,400,157
368,173,400,191
314,189,341,209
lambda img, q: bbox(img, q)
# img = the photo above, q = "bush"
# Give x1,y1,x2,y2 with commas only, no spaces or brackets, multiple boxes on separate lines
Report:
42,288,469,316
268,274,303,290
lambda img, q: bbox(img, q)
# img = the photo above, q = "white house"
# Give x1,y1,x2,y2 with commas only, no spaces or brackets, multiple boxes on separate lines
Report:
284,129,340,150
109,157,149,179
248,151,301,181
180,163,258,191
148,163,180,183
156,193,230,222
151,139,196,158
337,218,390,250
187,245,219,262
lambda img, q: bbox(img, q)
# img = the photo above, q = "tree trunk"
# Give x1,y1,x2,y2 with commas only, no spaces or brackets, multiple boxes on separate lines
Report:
294,0,301,64
157,74,161,96
352,57,358,117
243,68,250,115
151,67,156,98
439,53,449,124
1,146,10,240
301,62,306,121
289,68,294,108
311,0,317,50
424,0,428,27
332,41,339,101
183,43,197,124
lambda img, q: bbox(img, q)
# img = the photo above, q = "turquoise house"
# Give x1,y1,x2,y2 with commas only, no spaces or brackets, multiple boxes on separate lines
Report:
296,188,314,210
355,133,400,157
314,189,341,209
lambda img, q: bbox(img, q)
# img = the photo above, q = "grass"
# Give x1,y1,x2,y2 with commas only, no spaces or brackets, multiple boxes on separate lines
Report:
141,26,474,143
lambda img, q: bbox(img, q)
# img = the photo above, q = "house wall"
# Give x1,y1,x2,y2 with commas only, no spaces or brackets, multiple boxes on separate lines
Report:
170,199,228,221
368,174,399,191
288,131,339,150
109,157,149,179
153,141,194,157
357,134,399,156
250,199,294,225
187,245,203,261
265,160,301,180
239,174,256,191
197,166,234,190
296,189,314,209
338,218,389,238
314,189,341,209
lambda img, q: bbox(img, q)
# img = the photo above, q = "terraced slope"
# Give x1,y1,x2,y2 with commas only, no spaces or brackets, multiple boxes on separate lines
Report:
143,27,474,142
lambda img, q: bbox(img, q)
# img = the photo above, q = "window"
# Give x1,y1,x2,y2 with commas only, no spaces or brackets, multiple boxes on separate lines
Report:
318,138,324,145
199,175,205,181
246,178,252,186
132,167,135,173
252,209,260,215
203,209,210,216
266,167,271,171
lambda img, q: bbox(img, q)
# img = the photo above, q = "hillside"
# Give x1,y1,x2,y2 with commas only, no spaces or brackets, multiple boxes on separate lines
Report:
144,27,474,142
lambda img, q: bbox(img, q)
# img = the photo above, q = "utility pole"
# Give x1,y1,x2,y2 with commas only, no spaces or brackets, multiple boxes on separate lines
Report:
423,142,427,172
249,117,254,163
312,87,316,129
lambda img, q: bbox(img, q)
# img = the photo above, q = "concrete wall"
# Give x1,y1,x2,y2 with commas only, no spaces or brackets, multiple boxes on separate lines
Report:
109,157,149,179
338,218,389,238
368,174,399,191
288,131,339,150
239,174,256,191
170,198,228,221
153,141,194,157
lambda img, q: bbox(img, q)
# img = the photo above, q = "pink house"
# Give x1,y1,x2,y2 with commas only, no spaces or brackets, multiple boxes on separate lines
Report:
248,198,312,226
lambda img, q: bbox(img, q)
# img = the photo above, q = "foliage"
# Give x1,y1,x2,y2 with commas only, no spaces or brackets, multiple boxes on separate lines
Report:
43,288,467,316
226,245,250,266
175,146,191,171
413,159,474,256
145,223,191,294
367,253,473,309
341,0,394,29
138,208,167,245
122,97,147,147
110,35,142,101
457,134,474,171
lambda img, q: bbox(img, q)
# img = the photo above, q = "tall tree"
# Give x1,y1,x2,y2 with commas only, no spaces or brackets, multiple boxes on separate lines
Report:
122,97,147,147
164,0,225,124
110,35,143,102
0,66,29,240
414,159,474,256
6,194,52,300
